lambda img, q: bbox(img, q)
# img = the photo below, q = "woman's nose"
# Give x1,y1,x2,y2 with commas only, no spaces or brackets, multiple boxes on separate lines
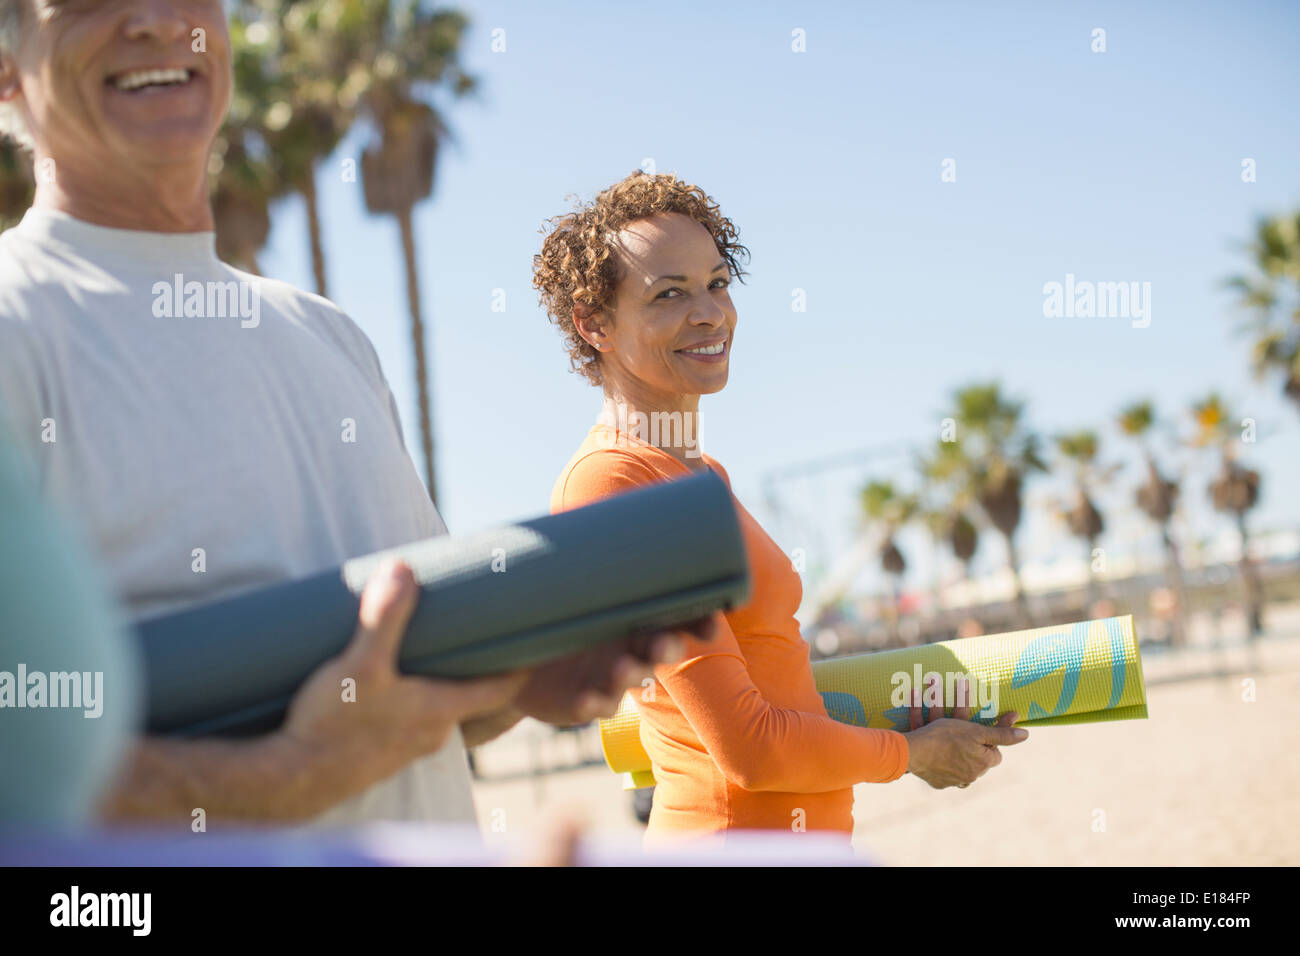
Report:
687,296,728,326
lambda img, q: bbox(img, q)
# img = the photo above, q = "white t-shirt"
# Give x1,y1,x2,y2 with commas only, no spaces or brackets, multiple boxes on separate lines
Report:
0,206,477,828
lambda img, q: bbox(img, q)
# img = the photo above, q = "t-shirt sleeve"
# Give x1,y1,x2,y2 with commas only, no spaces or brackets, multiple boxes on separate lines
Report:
296,291,448,537
271,282,402,437
554,448,910,791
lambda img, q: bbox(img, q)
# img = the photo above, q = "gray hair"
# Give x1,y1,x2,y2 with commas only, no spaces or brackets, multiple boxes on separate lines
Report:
0,0,33,150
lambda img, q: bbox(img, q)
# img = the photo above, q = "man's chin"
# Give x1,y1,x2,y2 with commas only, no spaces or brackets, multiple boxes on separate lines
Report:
100,88,223,166
106,122,218,166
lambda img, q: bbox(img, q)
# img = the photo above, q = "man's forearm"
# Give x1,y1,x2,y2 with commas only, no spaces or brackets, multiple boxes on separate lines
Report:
96,733,331,825
460,706,526,749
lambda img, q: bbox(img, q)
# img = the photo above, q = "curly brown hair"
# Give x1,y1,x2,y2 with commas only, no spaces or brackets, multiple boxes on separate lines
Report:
532,170,750,387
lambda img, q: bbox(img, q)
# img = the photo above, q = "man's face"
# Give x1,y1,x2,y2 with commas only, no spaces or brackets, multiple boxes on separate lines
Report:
7,0,231,169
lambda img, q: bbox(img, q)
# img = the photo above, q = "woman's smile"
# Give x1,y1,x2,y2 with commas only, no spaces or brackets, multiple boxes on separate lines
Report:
676,338,729,364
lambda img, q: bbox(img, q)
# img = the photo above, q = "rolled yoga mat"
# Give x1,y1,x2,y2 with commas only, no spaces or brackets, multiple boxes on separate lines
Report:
137,470,749,738
601,615,1147,789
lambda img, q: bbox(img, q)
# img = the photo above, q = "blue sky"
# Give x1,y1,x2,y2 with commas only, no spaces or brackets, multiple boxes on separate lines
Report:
256,0,1300,591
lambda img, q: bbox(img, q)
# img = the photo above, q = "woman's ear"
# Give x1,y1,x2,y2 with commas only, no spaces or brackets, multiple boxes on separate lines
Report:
573,305,610,352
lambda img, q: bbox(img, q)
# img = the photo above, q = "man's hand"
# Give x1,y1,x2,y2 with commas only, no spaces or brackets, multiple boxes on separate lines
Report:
903,676,1028,790
510,615,718,726
278,560,530,808
100,560,529,823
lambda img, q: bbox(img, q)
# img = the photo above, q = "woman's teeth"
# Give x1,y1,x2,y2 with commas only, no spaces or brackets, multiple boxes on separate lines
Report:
682,342,726,355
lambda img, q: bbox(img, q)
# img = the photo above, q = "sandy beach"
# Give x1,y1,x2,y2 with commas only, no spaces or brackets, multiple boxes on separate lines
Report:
471,615,1300,865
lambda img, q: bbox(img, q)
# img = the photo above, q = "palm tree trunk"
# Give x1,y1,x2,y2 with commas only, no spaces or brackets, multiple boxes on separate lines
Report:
1084,536,1100,611
397,204,437,507
302,170,328,298
888,577,902,647
929,539,950,637
1236,512,1263,638
1004,532,1031,629
1160,523,1189,648
960,558,982,634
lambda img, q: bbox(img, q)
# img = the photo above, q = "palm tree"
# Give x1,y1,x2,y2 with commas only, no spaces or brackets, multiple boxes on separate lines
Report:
1054,430,1114,610
355,2,477,507
917,438,981,633
210,127,275,273
919,438,981,578
1226,212,1300,412
1192,394,1264,636
861,480,917,645
223,0,359,295
0,138,34,232
1117,400,1189,647
264,104,346,297
209,5,285,272
946,383,1046,627
946,511,978,575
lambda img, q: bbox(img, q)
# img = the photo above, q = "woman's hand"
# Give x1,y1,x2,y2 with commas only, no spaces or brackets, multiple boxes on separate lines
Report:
902,676,1028,790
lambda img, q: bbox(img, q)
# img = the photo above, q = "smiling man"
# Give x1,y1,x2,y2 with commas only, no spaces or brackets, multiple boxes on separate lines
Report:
0,0,694,828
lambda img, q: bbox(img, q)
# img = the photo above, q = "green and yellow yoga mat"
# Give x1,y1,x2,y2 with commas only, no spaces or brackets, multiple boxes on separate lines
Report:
600,615,1148,789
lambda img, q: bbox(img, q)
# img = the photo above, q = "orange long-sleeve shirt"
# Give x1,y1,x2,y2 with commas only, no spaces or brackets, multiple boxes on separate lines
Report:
551,424,909,844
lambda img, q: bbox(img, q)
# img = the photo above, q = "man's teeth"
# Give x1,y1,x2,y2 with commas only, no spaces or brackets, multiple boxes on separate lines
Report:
682,342,726,355
113,69,192,92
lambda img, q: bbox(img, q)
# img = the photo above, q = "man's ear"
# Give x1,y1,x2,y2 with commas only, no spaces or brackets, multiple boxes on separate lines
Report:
0,52,21,104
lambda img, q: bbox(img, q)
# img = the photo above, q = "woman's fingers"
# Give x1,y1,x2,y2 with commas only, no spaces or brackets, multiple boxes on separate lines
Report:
926,675,944,723
952,677,972,721
912,676,948,726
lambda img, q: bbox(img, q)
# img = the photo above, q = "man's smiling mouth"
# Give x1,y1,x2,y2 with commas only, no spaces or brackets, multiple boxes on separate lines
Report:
107,68,197,93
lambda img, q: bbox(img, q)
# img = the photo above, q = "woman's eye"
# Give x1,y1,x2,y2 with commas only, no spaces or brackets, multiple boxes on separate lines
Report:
656,281,728,300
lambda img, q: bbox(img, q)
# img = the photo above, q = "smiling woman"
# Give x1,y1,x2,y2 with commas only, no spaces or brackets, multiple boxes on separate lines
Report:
535,172,916,845
533,171,749,395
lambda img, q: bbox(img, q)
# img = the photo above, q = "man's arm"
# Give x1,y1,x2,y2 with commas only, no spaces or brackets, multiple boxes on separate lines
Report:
100,733,332,822
460,707,527,750
98,562,527,824
98,562,703,819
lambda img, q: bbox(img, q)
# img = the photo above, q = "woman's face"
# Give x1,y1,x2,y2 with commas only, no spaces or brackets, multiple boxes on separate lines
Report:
583,212,737,406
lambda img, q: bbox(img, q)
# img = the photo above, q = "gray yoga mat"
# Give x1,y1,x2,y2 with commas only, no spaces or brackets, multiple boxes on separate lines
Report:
136,470,749,737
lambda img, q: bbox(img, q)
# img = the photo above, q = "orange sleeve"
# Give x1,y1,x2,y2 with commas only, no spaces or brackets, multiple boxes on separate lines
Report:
553,448,665,511
655,618,909,792
556,449,910,793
